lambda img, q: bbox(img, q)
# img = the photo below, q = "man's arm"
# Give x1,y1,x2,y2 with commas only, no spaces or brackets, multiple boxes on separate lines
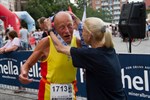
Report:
19,37,49,84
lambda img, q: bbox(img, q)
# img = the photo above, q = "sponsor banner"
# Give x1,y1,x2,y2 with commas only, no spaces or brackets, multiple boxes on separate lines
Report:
0,51,40,89
0,52,150,99
119,53,150,100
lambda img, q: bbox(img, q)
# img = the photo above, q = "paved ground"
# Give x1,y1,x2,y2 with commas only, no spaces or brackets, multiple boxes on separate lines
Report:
0,36,150,100
113,36,150,54
0,85,38,100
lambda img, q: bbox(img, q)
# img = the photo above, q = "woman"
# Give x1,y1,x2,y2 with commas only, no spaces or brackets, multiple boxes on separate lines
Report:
0,30,24,93
0,30,20,54
49,17,126,100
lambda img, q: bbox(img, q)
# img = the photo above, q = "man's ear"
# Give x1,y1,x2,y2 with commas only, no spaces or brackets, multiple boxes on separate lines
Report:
51,14,56,29
52,22,55,29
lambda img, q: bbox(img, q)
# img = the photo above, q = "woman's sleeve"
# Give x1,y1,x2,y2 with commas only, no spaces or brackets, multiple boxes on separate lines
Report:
12,38,20,46
70,47,87,68
2,40,10,48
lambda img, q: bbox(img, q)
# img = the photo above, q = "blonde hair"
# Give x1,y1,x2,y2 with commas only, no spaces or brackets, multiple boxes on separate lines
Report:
84,17,114,48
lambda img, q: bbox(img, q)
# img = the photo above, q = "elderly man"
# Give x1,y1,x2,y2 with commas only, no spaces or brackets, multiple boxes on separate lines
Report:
19,11,81,100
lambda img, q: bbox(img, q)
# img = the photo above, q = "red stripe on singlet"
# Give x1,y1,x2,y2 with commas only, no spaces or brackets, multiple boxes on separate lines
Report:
40,62,48,78
38,80,46,100
38,62,48,100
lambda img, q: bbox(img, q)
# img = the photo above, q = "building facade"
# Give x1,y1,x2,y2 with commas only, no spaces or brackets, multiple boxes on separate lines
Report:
144,0,150,9
15,0,28,11
0,0,28,11
89,0,128,24
0,0,15,11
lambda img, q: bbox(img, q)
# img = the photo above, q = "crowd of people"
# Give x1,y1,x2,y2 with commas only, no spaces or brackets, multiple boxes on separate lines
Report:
0,11,127,100
0,17,49,51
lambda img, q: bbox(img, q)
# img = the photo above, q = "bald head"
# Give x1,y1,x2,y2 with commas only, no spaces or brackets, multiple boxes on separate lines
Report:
54,11,73,27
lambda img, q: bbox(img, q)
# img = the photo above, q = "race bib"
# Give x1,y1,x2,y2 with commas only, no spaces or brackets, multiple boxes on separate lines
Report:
50,83,74,100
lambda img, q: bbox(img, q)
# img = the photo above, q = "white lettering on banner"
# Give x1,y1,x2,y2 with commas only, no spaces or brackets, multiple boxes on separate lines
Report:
80,68,84,83
128,92,150,98
122,69,149,91
20,61,41,78
133,76,143,90
2,75,16,79
0,58,17,62
0,61,18,75
0,59,41,78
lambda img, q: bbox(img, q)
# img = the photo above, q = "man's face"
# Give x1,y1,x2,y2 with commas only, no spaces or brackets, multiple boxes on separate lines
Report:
55,15,74,44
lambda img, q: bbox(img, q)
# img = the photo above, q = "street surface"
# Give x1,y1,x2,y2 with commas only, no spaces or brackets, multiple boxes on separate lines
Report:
113,36,150,54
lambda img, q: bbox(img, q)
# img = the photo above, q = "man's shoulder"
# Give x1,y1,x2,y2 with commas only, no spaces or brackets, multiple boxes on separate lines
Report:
39,36,49,44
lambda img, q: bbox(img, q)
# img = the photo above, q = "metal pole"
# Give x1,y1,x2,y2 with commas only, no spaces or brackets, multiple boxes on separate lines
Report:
129,37,132,53
83,0,86,8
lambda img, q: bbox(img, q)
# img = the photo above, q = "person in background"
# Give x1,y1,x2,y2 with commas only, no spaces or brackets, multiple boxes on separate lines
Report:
32,30,42,45
0,25,4,48
20,26,29,50
3,28,10,44
37,17,49,38
0,30,20,53
19,11,81,100
145,21,149,39
28,31,36,50
49,17,127,100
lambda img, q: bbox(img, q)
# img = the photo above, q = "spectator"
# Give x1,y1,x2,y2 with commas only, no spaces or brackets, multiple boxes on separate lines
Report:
32,30,41,45
0,30,20,53
20,26,29,50
4,28,10,43
29,31,36,50
37,17,49,38
145,21,149,39
49,17,127,100
0,26,4,48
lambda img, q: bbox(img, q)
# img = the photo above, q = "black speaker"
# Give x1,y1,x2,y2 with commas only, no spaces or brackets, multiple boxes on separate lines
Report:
118,2,146,39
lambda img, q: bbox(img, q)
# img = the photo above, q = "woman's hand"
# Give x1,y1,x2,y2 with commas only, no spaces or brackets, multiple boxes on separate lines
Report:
0,48,5,54
66,11,81,25
44,18,52,31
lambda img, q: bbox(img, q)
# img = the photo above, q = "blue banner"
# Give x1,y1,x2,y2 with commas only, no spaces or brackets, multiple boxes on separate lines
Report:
0,51,150,99
0,51,40,89
119,53,150,100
